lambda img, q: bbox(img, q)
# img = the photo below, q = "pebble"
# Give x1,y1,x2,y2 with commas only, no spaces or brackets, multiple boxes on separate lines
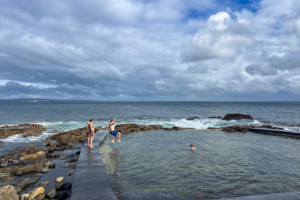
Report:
36,168,49,173
45,188,56,198
55,177,64,183
19,156,24,161
38,181,48,187
13,160,19,164
16,171,23,176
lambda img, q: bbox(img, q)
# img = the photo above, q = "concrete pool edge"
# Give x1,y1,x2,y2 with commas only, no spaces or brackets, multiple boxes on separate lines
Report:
70,129,117,200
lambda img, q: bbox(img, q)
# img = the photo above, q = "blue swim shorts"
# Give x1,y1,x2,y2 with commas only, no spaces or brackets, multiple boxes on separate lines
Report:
110,131,118,136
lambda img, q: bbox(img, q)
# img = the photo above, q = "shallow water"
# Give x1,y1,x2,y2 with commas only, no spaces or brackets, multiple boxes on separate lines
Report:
99,130,300,199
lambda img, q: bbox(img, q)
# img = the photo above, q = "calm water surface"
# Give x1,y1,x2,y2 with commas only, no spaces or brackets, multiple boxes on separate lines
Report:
100,130,300,199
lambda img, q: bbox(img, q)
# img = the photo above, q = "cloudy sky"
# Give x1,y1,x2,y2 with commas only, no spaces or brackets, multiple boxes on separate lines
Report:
0,0,300,101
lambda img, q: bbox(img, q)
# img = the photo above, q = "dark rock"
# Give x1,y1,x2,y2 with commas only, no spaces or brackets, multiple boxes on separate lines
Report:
36,168,49,173
222,114,254,121
209,116,222,119
22,132,42,138
186,117,200,120
56,182,72,190
56,191,71,199
222,126,252,133
54,154,60,158
65,158,77,163
32,193,45,200
75,151,80,155
46,142,56,148
0,175,41,193
46,153,53,158
39,181,48,187
68,170,72,176
45,188,56,198
67,163,76,169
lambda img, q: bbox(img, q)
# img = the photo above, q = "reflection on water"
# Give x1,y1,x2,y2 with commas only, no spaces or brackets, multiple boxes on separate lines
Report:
99,130,300,199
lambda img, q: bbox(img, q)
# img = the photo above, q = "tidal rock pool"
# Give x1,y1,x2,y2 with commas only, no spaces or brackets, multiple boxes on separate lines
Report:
99,130,300,199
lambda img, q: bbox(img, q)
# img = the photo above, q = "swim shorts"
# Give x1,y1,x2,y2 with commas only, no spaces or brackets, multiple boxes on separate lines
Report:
110,131,118,136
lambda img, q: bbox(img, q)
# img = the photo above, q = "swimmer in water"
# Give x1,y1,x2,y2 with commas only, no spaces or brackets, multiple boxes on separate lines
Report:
190,144,195,151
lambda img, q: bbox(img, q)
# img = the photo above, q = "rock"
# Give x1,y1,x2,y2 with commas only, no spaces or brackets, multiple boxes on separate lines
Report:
28,187,44,200
56,182,72,190
54,154,60,158
38,181,48,187
49,126,101,143
46,153,53,158
75,151,80,155
9,159,13,162
67,163,76,169
19,156,24,161
0,175,41,193
222,114,254,121
65,158,77,163
46,142,56,148
35,151,45,158
36,168,49,173
56,191,71,199
45,188,56,198
55,177,64,183
13,160,19,164
0,158,47,175
23,154,37,159
32,193,45,200
0,185,19,200
186,117,200,120
222,126,252,132
209,116,222,119
45,161,55,168
21,193,30,200
15,171,23,176
0,163,7,168
0,124,46,139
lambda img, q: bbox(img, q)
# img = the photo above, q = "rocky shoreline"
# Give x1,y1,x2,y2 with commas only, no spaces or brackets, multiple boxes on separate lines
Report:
0,113,297,200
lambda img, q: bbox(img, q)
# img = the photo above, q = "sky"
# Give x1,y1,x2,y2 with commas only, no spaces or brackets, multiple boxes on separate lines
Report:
0,0,300,101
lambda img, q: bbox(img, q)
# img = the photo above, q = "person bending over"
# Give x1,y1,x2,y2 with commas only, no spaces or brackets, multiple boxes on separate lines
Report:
86,119,95,147
109,118,121,144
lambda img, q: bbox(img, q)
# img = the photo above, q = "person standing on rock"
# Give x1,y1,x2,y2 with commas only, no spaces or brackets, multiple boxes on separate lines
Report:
109,118,121,144
86,119,95,147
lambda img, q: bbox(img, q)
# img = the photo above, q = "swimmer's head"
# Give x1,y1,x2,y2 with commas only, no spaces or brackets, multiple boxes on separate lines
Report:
191,144,193,147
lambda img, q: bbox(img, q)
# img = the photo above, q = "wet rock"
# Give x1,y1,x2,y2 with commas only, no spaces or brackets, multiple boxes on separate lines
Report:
9,159,13,162
149,125,164,129
67,163,76,169
0,146,38,161
209,116,222,119
0,163,7,168
19,156,24,161
36,168,49,173
46,142,56,148
49,126,101,143
186,117,200,120
56,191,71,199
222,114,254,121
35,151,45,158
222,126,252,133
0,185,19,200
75,151,80,155
65,158,77,163
21,193,30,200
56,182,72,190
15,171,23,176
32,193,45,200
0,175,41,193
13,160,19,165
45,161,55,168
38,181,48,187
54,154,60,158
28,187,44,200
45,188,56,198
0,124,46,139
55,177,64,183
46,153,53,158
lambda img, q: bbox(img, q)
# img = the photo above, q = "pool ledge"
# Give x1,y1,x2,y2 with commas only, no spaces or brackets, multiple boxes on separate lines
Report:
71,129,117,200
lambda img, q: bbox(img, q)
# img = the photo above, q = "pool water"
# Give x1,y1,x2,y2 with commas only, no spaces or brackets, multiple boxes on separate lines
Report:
99,130,300,199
